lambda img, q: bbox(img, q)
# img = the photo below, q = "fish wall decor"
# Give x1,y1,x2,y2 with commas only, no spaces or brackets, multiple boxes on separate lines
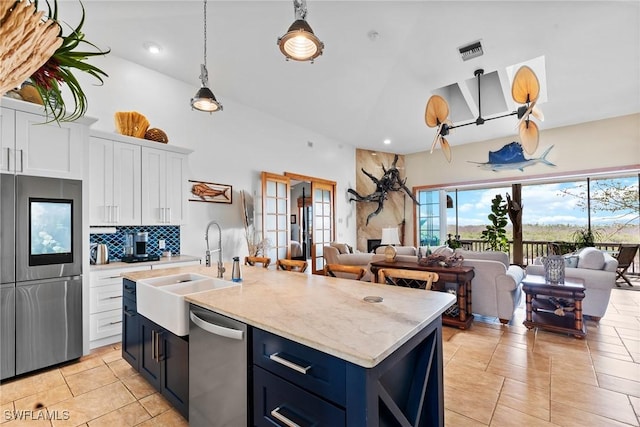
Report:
470,142,555,172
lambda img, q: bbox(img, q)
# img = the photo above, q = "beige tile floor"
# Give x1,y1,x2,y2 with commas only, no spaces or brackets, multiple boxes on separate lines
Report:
0,286,638,426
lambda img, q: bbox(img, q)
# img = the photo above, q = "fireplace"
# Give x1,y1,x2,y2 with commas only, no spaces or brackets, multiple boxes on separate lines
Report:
367,239,382,253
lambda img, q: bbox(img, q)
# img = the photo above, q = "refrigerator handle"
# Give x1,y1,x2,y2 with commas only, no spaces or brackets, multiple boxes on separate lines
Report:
189,311,244,340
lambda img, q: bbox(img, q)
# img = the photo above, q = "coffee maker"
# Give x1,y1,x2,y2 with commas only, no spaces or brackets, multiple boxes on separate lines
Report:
133,232,149,258
121,231,159,263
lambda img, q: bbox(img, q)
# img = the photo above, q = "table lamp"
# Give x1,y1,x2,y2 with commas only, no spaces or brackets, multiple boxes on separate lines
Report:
381,227,401,262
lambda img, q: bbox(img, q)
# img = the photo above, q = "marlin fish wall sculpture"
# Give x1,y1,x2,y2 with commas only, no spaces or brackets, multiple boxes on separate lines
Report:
470,142,555,172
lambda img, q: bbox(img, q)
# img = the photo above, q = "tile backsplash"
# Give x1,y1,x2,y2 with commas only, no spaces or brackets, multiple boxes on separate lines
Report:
90,226,180,261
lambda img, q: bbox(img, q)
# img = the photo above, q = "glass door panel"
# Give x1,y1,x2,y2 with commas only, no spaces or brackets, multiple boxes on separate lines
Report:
311,182,334,274
261,172,290,263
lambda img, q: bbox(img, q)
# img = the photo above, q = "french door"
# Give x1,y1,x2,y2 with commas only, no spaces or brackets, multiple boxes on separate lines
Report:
262,172,335,274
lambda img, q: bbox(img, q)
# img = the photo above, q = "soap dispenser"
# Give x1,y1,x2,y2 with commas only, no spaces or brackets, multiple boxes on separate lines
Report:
231,256,242,282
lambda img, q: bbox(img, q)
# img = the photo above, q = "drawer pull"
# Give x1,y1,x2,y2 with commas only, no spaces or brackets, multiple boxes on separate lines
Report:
108,320,123,325
105,295,122,300
123,309,136,317
269,352,311,374
270,407,301,427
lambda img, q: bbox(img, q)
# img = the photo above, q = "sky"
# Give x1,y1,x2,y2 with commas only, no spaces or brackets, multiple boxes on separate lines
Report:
450,176,638,227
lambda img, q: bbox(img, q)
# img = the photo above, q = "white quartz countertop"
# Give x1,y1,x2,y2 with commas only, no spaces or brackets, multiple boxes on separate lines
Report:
90,255,201,272
123,264,455,368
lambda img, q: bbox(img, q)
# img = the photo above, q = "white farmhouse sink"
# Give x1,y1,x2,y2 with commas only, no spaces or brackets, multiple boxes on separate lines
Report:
137,273,239,336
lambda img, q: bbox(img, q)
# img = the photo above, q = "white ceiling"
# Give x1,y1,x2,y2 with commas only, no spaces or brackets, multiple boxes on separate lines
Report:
60,1,639,154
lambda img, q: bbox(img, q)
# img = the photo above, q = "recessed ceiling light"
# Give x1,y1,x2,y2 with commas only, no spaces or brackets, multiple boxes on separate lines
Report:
143,42,162,55
383,139,391,145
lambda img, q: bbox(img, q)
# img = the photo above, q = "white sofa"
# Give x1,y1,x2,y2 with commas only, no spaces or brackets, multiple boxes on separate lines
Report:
525,247,618,320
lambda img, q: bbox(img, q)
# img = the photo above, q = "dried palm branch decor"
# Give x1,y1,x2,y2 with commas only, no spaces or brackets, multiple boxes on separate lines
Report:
1,0,110,122
0,0,62,96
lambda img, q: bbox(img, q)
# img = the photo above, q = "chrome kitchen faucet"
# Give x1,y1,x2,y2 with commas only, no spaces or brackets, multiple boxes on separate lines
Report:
205,220,225,278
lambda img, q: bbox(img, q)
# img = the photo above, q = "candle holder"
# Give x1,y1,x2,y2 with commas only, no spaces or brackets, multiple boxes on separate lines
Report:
543,255,565,284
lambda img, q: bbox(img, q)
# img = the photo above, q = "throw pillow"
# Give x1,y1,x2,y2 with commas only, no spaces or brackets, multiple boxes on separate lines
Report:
330,242,349,254
345,244,353,254
577,247,605,270
563,255,579,268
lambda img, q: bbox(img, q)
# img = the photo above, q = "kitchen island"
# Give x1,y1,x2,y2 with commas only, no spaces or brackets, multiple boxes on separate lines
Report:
123,264,455,426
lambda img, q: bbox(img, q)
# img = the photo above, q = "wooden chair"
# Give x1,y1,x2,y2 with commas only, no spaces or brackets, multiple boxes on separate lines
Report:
377,268,439,291
615,244,639,287
244,256,271,268
276,259,308,273
324,264,366,281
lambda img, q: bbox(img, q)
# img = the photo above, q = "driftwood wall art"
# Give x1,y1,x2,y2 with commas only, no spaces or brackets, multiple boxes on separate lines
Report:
348,154,419,225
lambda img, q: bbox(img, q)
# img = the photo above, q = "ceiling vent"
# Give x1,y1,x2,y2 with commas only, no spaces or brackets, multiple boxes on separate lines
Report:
458,40,483,61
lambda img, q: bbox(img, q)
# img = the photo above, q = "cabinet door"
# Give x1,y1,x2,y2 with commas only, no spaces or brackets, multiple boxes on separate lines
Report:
122,297,140,370
139,316,161,389
0,108,16,173
112,142,141,225
14,111,83,179
141,147,188,225
164,151,188,225
89,137,115,225
141,147,165,225
160,331,189,418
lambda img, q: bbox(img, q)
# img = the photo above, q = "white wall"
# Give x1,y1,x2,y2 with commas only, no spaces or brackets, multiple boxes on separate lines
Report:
77,55,357,259
403,113,640,245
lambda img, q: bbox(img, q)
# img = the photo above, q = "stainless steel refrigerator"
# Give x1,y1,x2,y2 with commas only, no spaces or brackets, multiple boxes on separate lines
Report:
1,173,83,379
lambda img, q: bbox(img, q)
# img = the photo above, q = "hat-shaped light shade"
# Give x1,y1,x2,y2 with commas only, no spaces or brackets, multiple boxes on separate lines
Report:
278,0,324,62
278,19,324,61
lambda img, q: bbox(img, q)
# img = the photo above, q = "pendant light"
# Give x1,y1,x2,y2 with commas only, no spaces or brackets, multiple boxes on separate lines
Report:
277,0,324,62
191,0,222,112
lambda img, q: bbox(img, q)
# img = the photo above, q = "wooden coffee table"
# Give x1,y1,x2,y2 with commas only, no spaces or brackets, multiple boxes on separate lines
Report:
521,275,586,338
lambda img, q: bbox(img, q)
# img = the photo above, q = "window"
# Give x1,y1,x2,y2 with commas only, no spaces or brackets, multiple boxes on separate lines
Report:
417,190,440,246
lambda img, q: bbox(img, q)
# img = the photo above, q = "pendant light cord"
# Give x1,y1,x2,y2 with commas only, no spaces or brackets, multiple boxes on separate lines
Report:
203,0,207,66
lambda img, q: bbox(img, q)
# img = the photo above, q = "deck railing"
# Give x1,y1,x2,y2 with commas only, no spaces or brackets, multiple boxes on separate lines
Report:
456,239,639,274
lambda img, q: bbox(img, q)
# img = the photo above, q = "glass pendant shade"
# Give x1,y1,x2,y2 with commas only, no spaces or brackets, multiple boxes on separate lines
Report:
191,86,222,112
278,19,324,61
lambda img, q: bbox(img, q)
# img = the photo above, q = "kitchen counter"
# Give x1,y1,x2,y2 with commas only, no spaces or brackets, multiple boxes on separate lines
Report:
123,264,455,368
90,254,201,272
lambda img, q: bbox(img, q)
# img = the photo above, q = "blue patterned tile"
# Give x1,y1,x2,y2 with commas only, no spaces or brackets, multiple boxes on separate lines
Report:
90,226,180,261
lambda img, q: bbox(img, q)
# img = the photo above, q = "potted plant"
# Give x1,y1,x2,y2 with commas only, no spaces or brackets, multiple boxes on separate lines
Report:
481,194,509,252
572,227,600,249
28,0,110,122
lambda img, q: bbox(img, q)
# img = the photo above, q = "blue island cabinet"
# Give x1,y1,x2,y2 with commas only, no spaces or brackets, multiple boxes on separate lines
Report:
252,317,444,427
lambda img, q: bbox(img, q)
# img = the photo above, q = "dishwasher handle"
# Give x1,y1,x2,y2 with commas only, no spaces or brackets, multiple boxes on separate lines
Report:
190,311,244,340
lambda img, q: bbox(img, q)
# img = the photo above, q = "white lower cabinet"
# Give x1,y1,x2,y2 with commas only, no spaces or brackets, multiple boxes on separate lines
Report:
89,265,150,349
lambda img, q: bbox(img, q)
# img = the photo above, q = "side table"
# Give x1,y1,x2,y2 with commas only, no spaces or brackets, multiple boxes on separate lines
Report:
370,260,475,329
522,275,586,338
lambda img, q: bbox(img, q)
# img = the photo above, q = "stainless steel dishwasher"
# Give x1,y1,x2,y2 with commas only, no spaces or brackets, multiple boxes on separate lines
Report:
189,304,248,426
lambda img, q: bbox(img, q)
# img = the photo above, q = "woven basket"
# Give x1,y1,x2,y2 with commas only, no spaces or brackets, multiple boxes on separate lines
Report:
144,128,169,144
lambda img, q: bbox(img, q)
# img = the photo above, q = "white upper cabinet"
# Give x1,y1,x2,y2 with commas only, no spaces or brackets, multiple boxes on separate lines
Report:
89,130,191,226
141,146,188,225
89,136,141,225
1,102,91,179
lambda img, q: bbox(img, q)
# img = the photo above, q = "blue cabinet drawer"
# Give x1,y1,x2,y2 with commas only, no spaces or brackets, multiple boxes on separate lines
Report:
253,328,346,407
253,366,345,427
